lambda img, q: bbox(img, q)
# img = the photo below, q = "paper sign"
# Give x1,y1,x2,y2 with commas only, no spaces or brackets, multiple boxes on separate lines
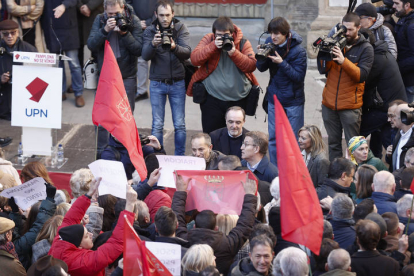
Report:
88,160,127,199
0,177,46,210
146,242,181,276
13,51,57,64
156,155,206,188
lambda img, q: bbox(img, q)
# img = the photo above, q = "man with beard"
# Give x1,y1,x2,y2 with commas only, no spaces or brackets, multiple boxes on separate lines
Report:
318,12,374,160
393,0,414,103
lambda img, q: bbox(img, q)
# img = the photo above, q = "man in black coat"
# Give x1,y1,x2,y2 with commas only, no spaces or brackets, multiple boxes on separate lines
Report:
359,28,407,159
0,20,36,121
40,0,85,107
210,106,249,159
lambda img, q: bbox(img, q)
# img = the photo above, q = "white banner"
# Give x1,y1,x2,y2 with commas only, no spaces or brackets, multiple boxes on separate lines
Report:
156,155,206,188
146,242,181,276
88,160,127,199
11,65,62,129
0,177,46,210
13,51,56,65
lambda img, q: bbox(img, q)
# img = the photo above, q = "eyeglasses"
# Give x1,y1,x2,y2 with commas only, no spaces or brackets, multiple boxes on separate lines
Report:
1,31,17,37
242,142,256,148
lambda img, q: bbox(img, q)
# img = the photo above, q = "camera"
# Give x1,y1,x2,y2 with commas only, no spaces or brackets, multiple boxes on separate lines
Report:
372,0,395,15
104,13,130,32
220,33,234,51
401,103,414,125
255,43,276,62
139,134,150,146
161,29,173,50
313,24,348,61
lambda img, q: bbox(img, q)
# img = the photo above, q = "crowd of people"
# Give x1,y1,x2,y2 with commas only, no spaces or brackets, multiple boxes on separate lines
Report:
1,0,414,275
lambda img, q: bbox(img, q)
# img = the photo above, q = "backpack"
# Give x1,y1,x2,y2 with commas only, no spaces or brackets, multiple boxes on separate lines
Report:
83,58,98,90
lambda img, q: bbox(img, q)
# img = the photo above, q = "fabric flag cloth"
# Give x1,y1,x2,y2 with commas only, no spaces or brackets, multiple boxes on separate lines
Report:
410,176,414,194
92,41,147,180
274,94,324,255
175,170,258,215
123,216,172,276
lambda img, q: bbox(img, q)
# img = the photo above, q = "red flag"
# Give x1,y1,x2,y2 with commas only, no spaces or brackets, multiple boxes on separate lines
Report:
123,217,172,276
175,170,258,215
410,177,414,194
274,95,323,255
92,41,147,180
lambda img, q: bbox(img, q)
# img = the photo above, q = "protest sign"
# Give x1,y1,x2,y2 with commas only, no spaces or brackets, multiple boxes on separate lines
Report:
88,160,127,199
146,242,181,276
0,177,46,210
156,155,206,188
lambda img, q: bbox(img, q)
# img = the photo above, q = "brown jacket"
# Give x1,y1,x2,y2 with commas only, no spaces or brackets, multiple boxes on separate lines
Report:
187,24,258,96
0,249,26,276
6,0,44,29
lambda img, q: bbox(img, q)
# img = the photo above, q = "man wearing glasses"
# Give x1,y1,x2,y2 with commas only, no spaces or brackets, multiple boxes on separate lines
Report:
0,20,36,121
241,131,278,183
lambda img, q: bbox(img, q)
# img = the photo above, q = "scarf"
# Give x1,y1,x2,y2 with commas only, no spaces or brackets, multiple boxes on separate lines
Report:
348,136,367,165
0,241,18,259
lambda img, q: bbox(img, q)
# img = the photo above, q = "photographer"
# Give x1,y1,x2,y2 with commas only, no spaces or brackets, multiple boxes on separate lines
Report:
0,20,36,121
188,16,259,134
141,0,190,156
256,17,307,166
87,0,142,157
318,12,374,161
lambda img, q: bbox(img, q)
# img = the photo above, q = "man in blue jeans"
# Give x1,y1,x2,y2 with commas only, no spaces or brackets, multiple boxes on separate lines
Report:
141,0,191,155
256,17,307,166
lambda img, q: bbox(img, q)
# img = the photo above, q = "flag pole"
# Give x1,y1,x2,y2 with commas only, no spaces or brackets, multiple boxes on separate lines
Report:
406,195,414,235
95,127,98,160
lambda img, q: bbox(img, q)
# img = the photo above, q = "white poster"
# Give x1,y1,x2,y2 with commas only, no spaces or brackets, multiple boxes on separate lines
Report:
156,155,206,188
146,242,181,276
11,65,62,129
13,51,57,65
88,160,127,199
0,177,46,210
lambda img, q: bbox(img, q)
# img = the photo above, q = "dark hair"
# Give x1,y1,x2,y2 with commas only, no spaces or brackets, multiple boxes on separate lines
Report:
20,161,54,185
218,155,241,170
195,210,216,230
401,167,414,189
249,235,273,252
402,264,414,276
328,158,355,180
212,17,234,34
145,153,165,179
21,201,41,235
323,220,333,239
382,212,400,236
356,219,381,250
199,266,220,276
155,206,177,237
342,12,361,27
267,17,290,36
313,238,339,272
356,164,377,199
268,206,281,234
245,131,268,155
250,223,277,246
98,194,118,232
359,28,376,45
354,198,375,222
155,0,174,14
114,198,126,219
401,0,414,8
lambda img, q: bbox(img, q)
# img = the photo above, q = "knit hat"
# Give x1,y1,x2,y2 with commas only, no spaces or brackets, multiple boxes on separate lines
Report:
0,20,19,31
0,217,15,234
58,224,85,247
348,136,367,165
355,3,378,18
27,255,68,276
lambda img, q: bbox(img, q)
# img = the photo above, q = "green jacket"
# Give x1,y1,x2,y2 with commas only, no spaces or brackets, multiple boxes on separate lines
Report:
359,151,388,172
0,249,26,276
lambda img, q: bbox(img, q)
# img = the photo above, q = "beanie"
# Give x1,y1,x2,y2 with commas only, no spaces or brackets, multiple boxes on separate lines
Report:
58,224,85,247
355,3,378,18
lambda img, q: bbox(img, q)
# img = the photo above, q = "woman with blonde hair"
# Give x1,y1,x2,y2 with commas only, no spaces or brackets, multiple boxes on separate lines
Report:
298,125,330,187
20,161,54,185
32,215,64,263
216,214,239,236
182,244,216,276
55,203,71,216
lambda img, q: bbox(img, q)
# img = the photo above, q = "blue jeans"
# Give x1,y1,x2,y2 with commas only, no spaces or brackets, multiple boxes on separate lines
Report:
150,80,186,155
268,102,304,166
60,49,83,96
406,86,414,103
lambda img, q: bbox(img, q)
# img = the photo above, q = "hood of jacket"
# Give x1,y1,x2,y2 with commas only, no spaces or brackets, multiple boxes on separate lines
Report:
373,39,388,54
232,257,269,276
371,13,385,30
286,30,303,49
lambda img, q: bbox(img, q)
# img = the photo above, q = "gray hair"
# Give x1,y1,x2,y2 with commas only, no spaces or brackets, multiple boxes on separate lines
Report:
331,194,354,220
273,247,309,276
104,0,125,9
405,147,414,164
0,232,8,245
323,220,333,239
270,177,280,203
190,133,212,147
70,168,94,198
327,249,351,271
397,194,414,217
373,171,395,193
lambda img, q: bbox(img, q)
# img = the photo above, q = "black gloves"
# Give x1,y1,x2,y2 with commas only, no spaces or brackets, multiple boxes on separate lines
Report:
8,197,19,213
45,182,57,199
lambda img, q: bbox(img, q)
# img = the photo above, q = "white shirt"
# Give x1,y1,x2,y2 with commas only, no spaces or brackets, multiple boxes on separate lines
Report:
301,150,311,166
396,127,413,169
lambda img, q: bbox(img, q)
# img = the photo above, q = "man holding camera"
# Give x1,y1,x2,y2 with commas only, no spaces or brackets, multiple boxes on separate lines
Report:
393,0,414,103
188,16,259,134
141,0,190,156
0,20,36,121
318,12,374,161
87,0,142,157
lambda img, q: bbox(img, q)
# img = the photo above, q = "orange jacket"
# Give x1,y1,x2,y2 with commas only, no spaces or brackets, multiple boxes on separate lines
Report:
186,24,258,96
320,35,374,110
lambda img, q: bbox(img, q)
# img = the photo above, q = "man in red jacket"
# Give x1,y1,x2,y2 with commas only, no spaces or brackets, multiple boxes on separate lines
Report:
48,178,137,276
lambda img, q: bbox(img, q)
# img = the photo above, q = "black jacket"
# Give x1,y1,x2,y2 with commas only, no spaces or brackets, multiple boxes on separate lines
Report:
142,18,191,80
210,127,248,159
241,156,279,183
363,40,407,111
126,0,158,26
155,236,189,259
317,178,352,215
77,0,104,44
395,10,414,87
172,191,257,275
388,128,414,172
351,250,399,276
87,4,143,79
330,219,356,250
